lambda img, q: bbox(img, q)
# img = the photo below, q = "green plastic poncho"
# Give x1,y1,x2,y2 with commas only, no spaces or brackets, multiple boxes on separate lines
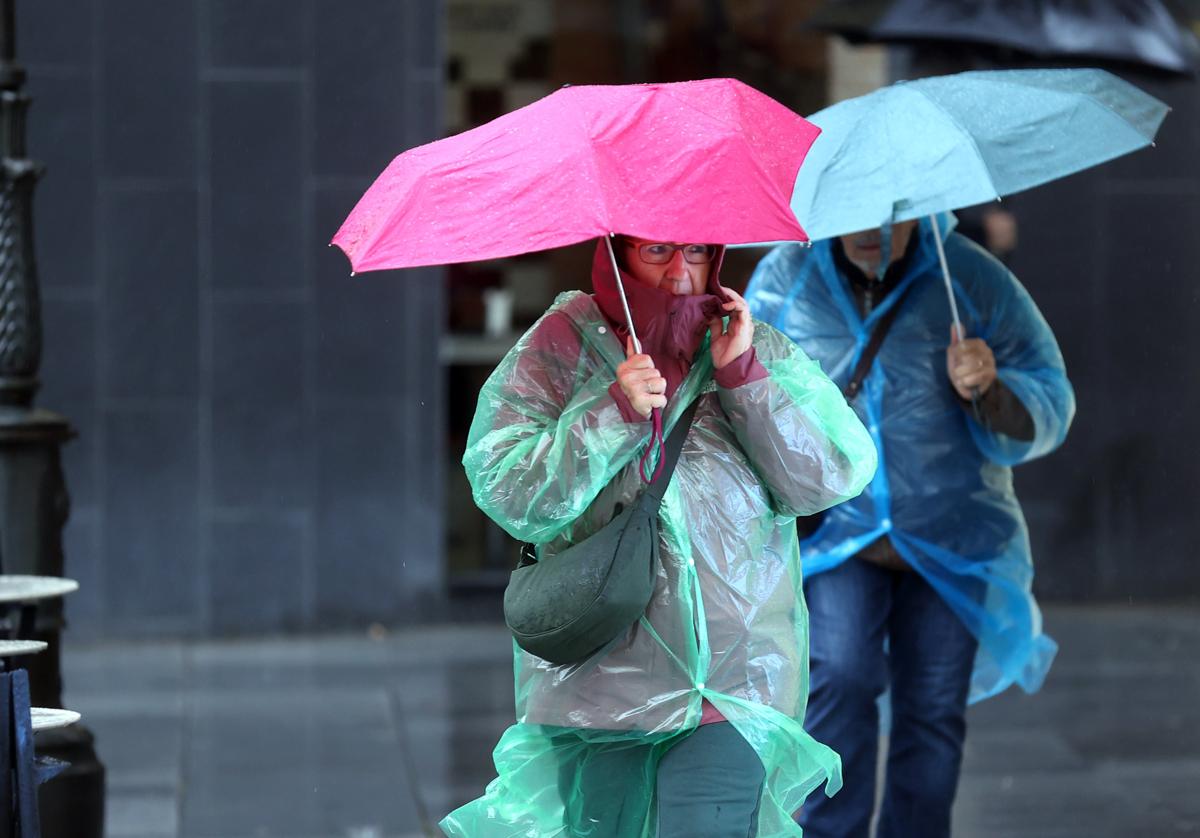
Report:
445,273,878,836
745,217,1076,703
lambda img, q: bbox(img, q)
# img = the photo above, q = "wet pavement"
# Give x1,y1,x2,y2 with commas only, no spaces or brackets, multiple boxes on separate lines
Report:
51,604,1200,837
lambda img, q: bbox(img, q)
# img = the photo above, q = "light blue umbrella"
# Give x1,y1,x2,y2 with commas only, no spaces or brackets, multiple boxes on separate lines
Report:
790,68,1170,335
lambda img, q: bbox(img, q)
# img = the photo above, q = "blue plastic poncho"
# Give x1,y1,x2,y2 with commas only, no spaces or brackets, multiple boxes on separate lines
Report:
746,217,1075,703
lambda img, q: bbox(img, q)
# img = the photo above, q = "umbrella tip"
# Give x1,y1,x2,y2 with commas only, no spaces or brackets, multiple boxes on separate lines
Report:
350,271,356,277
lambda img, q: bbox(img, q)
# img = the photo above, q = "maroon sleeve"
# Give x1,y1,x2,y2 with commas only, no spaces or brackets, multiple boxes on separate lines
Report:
713,346,769,389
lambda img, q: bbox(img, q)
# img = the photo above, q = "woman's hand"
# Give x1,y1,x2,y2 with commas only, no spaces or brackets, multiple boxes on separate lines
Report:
709,286,754,370
617,336,667,418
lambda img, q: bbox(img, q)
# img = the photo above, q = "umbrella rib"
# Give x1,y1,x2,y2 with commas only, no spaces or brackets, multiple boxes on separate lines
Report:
904,87,999,202
659,82,797,226
658,81,743,131
561,91,616,233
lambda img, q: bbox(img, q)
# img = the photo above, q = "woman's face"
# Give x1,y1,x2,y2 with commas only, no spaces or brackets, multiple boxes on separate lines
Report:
620,237,714,296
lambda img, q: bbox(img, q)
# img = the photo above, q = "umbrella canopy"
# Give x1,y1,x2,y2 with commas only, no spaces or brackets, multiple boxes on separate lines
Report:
788,67,1167,344
791,68,1169,242
332,78,821,274
808,0,1200,76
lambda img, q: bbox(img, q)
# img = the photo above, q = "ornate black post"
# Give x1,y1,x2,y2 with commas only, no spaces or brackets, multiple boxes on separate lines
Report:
0,1,105,835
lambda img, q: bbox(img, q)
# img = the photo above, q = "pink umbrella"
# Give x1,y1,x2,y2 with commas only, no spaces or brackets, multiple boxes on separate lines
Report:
331,78,819,276
332,78,820,482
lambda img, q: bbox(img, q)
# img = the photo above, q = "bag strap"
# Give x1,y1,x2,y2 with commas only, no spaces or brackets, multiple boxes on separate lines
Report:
843,284,914,400
642,399,700,506
517,399,700,568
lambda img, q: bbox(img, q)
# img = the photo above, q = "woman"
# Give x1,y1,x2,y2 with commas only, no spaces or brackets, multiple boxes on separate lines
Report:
442,235,877,837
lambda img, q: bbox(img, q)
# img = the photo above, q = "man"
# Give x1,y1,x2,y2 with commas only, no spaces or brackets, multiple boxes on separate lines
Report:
745,215,1075,838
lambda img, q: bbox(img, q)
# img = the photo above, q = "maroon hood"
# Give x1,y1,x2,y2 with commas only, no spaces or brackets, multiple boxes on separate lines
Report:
590,239,729,399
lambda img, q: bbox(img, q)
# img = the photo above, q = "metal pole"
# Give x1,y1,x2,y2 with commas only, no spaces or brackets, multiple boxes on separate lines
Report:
929,212,965,340
0,2,105,835
604,234,642,354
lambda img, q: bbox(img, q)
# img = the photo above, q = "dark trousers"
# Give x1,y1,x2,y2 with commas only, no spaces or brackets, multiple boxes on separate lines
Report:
799,558,978,838
558,721,765,838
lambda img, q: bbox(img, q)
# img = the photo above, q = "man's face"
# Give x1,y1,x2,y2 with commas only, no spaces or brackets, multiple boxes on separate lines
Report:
620,237,713,296
838,220,919,279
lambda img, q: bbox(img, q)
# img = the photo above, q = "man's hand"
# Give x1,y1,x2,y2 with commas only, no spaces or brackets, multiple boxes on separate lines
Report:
617,336,667,418
947,325,997,399
710,286,755,370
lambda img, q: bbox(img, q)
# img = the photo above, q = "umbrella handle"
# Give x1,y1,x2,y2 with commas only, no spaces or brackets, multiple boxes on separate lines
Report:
605,234,642,355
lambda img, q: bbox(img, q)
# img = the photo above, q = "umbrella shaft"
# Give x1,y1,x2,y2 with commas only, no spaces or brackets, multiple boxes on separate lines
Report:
930,214,964,340
605,234,642,354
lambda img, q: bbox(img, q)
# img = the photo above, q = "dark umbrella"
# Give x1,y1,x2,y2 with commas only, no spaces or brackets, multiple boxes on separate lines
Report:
809,0,1200,76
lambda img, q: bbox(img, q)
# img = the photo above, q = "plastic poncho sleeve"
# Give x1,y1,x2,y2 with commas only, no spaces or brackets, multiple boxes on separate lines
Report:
715,322,877,518
462,309,649,544
958,251,1076,466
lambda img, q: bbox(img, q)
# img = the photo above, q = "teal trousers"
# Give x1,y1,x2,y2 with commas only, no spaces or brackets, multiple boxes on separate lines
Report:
558,721,766,837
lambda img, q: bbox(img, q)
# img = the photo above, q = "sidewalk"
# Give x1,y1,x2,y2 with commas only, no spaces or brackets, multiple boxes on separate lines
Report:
55,605,1200,838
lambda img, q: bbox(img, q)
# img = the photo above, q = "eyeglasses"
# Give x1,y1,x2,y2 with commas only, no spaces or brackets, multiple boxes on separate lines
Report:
628,241,718,265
